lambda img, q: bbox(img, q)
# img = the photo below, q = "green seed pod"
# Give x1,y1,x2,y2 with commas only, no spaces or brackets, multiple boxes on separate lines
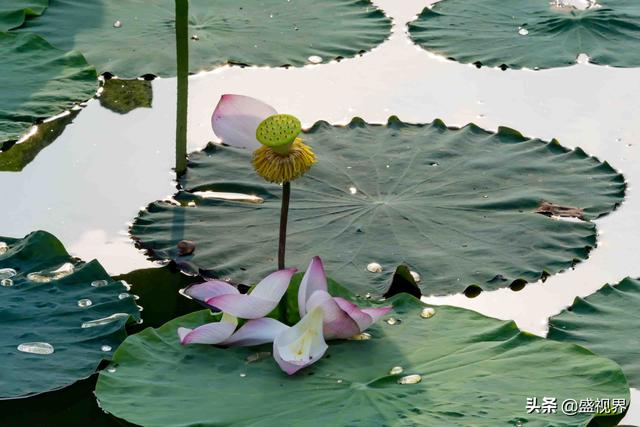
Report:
256,114,302,149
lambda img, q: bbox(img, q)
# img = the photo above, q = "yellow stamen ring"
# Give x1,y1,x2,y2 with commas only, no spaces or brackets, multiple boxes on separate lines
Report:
252,138,316,183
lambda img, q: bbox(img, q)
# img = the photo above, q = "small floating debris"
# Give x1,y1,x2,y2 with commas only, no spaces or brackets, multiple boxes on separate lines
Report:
101,345,112,352
177,240,196,256
0,242,8,255
518,27,529,36
1,278,13,287
389,366,404,375
113,20,122,28
308,55,323,64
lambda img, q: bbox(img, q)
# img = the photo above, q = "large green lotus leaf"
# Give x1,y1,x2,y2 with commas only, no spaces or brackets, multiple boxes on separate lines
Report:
95,291,628,426
548,277,640,389
0,32,97,145
0,110,78,172
17,0,391,78
131,118,624,296
408,0,640,70
0,0,48,31
0,231,140,399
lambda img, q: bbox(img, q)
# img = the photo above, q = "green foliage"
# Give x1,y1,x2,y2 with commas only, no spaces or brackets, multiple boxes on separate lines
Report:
131,118,624,296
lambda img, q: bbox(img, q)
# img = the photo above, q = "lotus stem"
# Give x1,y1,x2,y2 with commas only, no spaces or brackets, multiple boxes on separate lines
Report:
278,181,291,270
175,0,188,176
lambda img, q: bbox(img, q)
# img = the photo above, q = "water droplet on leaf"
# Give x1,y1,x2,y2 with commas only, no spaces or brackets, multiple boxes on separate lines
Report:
410,271,421,282
385,317,401,325
81,313,130,328
398,374,422,385
367,262,383,273
0,268,17,280
77,299,92,308
349,332,372,340
389,366,404,375
91,279,109,287
27,262,74,283
17,342,54,355
420,308,436,319
308,55,323,64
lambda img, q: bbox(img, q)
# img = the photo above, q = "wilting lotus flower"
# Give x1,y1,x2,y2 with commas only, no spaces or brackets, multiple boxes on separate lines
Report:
299,257,392,339
178,256,391,375
183,268,296,319
212,94,315,184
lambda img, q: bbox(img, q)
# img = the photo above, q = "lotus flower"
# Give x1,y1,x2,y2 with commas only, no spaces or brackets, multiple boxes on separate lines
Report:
184,268,296,319
299,257,392,339
179,305,327,375
178,257,391,375
211,94,315,183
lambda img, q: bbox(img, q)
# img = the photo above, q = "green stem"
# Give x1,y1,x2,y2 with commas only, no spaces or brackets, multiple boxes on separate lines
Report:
175,0,189,177
278,182,291,270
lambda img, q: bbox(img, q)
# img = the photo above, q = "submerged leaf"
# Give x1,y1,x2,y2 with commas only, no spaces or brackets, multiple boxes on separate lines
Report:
409,0,640,69
0,32,97,145
0,110,78,172
17,0,392,77
99,78,153,115
131,119,624,296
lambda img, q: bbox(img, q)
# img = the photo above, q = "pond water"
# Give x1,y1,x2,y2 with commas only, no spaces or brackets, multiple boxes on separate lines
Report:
1,0,638,423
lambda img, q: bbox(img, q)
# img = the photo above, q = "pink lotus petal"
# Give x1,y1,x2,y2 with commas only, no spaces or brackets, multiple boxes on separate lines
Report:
206,268,295,319
361,306,393,324
307,290,360,340
333,297,373,331
178,314,238,345
185,280,239,302
206,294,278,319
298,256,328,317
223,318,288,347
250,268,296,301
211,94,277,150
273,306,327,375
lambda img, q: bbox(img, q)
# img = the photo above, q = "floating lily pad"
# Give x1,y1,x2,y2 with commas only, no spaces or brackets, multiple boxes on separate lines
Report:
131,118,624,296
95,289,628,426
0,0,48,31
99,78,153,115
0,32,97,145
548,277,640,389
408,0,640,69
17,0,392,77
0,110,78,172
0,231,140,399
